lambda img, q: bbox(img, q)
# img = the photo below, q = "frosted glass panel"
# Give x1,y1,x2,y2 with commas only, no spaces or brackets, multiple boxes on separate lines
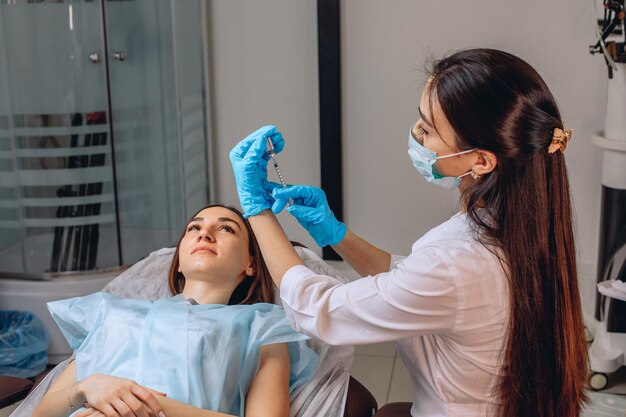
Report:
0,1,118,275
1,2,106,115
106,0,182,264
172,0,208,219
0,0,209,278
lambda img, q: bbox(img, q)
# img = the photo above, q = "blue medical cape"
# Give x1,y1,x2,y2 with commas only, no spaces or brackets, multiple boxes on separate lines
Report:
48,292,318,416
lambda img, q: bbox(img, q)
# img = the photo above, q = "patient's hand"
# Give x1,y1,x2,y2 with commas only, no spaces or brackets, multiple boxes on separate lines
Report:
75,374,166,417
74,408,105,417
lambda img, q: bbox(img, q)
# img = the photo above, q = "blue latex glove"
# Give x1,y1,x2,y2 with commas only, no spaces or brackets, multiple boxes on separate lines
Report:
271,185,347,247
229,125,284,217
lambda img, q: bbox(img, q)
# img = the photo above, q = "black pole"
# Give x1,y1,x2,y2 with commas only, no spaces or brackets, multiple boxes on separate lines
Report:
317,0,343,260
101,1,124,266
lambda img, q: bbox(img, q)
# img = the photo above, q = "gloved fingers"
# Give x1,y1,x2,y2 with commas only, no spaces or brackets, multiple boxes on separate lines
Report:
286,204,322,221
248,129,280,162
271,194,290,214
272,187,301,213
264,181,283,194
230,125,276,160
272,185,317,206
245,128,284,162
259,131,284,161
268,131,285,155
264,182,287,213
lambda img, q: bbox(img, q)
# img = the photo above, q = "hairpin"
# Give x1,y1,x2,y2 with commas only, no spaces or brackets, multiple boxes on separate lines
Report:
548,127,573,154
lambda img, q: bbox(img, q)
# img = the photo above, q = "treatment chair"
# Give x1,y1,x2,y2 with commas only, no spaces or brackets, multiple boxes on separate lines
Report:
372,402,412,417
8,246,377,417
0,377,32,409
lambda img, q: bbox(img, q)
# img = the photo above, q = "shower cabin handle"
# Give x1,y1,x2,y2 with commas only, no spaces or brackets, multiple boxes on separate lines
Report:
88,52,125,63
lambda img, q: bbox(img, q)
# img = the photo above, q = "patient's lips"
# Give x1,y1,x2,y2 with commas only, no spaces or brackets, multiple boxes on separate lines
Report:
192,245,217,255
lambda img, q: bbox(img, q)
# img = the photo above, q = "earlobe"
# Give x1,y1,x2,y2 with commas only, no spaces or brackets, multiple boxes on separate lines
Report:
245,260,255,277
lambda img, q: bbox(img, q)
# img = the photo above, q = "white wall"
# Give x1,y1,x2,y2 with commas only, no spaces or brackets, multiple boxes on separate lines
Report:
209,0,607,313
208,0,321,249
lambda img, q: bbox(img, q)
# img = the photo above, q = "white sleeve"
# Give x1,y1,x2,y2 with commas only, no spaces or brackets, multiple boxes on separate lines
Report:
389,254,406,271
279,248,458,345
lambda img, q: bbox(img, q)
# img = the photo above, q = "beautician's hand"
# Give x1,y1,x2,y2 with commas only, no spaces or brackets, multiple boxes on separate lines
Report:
75,374,166,417
271,185,347,247
230,125,285,217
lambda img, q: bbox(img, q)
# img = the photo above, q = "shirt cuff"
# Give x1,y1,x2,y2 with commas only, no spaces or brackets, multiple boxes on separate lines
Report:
389,254,406,271
279,264,317,306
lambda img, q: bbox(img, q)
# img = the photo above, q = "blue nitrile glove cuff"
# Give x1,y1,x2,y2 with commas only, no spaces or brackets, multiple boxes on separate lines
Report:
272,185,347,247
309,216,346,247
229,125,284,217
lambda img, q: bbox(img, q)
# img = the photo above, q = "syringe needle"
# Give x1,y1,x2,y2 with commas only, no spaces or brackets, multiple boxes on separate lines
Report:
266,138,293,208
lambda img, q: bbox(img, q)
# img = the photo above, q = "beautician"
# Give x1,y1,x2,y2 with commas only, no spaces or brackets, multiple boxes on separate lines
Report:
230,49,588,417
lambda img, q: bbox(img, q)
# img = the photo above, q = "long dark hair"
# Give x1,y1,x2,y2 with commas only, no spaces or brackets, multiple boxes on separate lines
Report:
427,49,587,417
168,204,275,305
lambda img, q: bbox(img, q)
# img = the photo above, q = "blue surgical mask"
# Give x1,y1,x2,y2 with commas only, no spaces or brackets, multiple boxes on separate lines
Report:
407,128,477,190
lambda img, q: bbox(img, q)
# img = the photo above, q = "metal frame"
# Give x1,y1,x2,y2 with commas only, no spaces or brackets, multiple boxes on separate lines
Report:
317,0,343,260
100,0,124,266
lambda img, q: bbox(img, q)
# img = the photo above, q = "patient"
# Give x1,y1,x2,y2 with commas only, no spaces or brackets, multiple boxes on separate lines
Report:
33,205,318,417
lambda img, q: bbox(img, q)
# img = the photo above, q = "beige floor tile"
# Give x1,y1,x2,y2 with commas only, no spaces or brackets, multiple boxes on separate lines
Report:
355,342,397,357
350,354,395,407
387,357,414,403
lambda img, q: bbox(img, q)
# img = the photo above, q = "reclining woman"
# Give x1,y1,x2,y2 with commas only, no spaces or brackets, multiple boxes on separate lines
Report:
32,204,318,417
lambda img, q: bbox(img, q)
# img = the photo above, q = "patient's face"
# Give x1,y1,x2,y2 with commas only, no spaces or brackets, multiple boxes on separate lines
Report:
178,206,254,284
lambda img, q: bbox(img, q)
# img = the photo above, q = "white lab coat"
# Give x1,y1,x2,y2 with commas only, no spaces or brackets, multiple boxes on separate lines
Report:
280,212,509,417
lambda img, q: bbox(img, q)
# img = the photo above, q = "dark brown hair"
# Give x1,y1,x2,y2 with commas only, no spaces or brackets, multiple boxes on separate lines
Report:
427,49,588,417
168,204,275,305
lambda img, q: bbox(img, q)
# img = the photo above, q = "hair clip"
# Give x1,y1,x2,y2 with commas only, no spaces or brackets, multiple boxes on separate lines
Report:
548,127,573,154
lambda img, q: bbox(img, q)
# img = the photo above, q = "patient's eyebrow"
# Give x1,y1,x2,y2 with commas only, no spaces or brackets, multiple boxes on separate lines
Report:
217,217,241,229
418,107,434,129
189,216,241,230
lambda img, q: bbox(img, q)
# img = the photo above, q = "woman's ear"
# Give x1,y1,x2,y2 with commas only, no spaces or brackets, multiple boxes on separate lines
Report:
245,257,255,277
473,150,497,176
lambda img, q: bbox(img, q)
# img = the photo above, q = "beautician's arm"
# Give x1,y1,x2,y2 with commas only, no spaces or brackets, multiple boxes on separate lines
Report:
269,185,391,278
248,211,391,286
332,230,391,277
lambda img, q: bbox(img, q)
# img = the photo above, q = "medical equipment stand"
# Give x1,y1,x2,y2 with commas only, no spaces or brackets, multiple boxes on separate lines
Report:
588,65,626,389
588,2,626,389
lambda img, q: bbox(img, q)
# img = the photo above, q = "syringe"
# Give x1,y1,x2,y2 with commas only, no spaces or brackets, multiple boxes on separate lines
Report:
266,137,293,208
